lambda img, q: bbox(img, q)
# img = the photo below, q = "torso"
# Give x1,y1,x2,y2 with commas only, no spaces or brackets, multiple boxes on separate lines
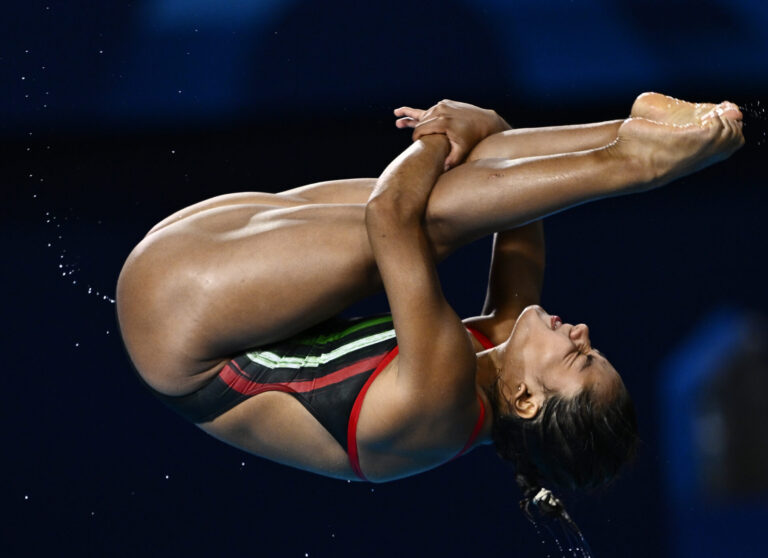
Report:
156,318,491,482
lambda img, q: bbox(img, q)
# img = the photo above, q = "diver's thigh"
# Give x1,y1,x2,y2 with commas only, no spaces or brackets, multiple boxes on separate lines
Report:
278,178,376,204
194,203,379,352
117,202,378,378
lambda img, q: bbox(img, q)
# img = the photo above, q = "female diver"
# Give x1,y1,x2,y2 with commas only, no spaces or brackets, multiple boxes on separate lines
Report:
116,93,744,517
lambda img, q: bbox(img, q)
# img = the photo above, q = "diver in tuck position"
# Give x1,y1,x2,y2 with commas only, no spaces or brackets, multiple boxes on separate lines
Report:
116,92,743,520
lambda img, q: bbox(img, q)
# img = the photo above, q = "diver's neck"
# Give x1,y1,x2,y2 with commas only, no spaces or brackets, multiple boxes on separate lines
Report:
474,343,507,444
475,342,506,392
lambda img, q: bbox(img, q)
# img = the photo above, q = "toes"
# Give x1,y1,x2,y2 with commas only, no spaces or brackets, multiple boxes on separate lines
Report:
719,101,743,121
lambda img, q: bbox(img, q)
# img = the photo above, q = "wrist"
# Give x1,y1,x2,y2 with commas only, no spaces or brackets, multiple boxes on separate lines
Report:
419,132,451,154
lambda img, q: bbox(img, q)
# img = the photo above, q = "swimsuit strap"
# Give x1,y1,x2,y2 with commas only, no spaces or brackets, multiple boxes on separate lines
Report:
464,325,495,350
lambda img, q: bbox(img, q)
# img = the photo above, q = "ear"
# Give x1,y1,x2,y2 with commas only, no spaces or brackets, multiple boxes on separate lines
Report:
513,383,541,419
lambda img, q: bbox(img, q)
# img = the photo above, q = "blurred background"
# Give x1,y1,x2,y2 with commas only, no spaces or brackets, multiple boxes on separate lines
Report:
2,1,767,556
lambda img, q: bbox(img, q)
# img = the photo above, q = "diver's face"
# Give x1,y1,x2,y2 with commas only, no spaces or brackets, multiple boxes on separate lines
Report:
500,305,621,417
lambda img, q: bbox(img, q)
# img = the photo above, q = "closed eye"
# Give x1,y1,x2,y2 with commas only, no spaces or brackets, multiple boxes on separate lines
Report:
580,353,594,371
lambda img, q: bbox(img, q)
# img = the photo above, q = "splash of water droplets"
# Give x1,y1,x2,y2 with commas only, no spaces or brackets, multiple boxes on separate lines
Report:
738,99,767,147
42,209,116,305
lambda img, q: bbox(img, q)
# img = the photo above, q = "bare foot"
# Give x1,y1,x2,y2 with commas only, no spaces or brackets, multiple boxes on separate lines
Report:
614,115,745,191
630,92,742,127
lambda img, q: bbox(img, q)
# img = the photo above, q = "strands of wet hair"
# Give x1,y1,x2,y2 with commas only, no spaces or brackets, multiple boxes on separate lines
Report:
518,480,594,558
523,498,594,558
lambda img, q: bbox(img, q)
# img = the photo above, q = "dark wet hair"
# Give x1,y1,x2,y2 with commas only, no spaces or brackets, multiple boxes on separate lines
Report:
490,378,638,525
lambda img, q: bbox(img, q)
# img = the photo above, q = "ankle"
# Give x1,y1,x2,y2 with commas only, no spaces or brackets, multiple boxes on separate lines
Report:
602,135,658,194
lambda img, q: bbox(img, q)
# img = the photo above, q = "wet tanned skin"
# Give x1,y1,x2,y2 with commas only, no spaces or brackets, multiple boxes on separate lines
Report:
117,94,743,481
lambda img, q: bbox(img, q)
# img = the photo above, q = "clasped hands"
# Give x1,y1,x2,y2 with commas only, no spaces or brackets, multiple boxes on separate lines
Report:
394,99,510,171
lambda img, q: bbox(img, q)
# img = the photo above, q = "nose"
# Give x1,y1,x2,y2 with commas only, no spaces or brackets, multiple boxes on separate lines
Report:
569,323,591,345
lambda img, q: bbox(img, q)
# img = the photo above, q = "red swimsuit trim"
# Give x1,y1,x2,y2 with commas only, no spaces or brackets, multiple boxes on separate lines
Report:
464,326,495,350
347,346,400,481
347,327,494,481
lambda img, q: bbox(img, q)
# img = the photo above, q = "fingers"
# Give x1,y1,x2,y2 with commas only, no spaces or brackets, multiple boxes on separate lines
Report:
395,117,418,129
444,141,468,171
394,106,425,120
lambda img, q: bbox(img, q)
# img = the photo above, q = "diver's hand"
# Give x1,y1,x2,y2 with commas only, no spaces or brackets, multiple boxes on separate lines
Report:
394,100,510,170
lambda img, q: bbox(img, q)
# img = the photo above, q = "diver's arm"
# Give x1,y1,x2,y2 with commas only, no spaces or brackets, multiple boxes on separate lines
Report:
463,222,545,346
366,134,477,404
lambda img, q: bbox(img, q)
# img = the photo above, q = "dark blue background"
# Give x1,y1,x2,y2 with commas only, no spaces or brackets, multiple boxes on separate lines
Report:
3,1,767,556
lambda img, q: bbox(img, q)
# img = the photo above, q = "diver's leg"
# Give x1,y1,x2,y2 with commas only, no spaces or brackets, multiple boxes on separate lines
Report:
118,113,742,392
467,120,624,161
427,113,742,250
459,92,741,162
